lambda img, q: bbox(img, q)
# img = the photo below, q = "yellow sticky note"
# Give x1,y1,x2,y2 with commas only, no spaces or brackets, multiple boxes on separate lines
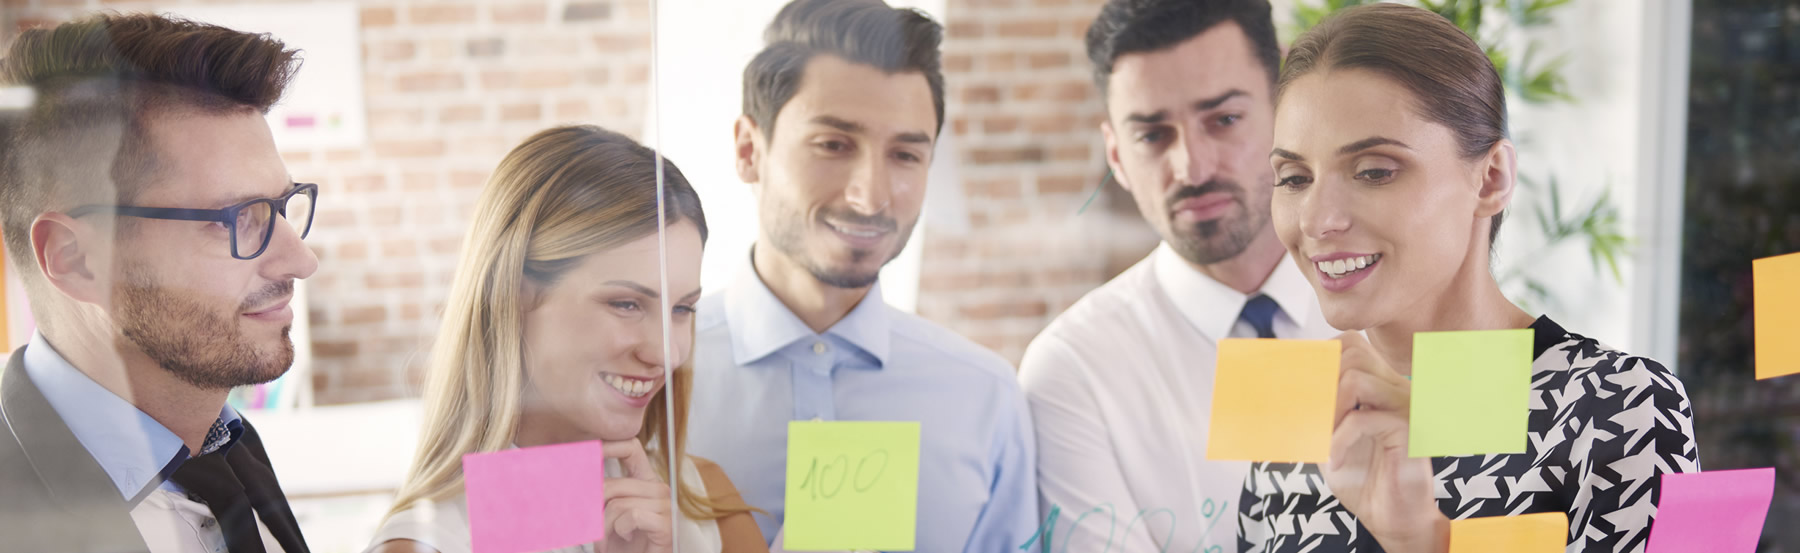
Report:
1449,512,1567,553
1755,252,1800,379
1206,338,1338,463
784,421,920,551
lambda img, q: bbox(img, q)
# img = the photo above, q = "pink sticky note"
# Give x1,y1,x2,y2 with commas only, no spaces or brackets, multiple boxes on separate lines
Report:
1647,468,1775,553
463,441,609,553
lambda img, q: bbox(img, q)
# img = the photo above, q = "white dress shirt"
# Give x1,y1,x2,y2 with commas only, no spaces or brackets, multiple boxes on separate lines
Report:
1018,244,1337,553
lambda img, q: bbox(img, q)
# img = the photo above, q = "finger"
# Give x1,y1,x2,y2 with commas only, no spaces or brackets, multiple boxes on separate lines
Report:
1328,409,1410,472
602,439,658,481
1338,332,1409,386
608,498,674,543
604,478,672,501
1335,369,1410,427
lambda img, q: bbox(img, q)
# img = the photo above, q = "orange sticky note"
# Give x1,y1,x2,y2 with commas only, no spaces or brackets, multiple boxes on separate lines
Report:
1449,512,1566,553
1756,252,1800,379
1206,338,1338,463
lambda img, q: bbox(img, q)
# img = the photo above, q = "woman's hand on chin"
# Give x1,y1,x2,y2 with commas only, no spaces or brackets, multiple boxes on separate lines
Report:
1321,332,1450,553
595,438,674,553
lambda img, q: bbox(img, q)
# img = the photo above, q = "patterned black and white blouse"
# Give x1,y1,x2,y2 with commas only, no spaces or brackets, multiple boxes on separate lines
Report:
1237,316,1700,553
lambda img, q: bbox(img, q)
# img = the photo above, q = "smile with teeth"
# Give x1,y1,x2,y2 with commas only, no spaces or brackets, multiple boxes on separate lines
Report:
601,374,658,398
1317,254,1381,279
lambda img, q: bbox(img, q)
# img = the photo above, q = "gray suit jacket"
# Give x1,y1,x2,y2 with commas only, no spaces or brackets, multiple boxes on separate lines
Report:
0,346,152,552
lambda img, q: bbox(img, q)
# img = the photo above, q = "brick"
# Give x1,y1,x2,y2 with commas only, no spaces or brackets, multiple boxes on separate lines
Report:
314,340,358,358
342,306,387,325
593,33,648,52
996,19,1058,39
315,209,356,228
372,40,416,62
361,6,397,27
492,2,548,23
399,303,424,321
1038,174,1090,195
1027,113,1080,133
967,177,1022,199
981,116,1021,134
372,139,447,158
622,64,650,85
400,172,438,193
563,2,612,21
450,170,491,189
947,21,982,39
337,241,369,261
959,300,1048,320
1051,144,1092,161
961,85,1001,104
1012,83,1045,101
428,236,463,255
394,71,464,92
944,53,973,73
969,146,1045,164
325,149,363,163
381,239,419,258
1052,81,1092,102
409,3,477,25
368,107,426,128
1027,52,1070,69
952,118,970,136
440,104,485,124
343,174,387,194
280,151,313,165
500,102,542,122
983,52,1017,72
366,271,424,289
466,37,505,58
370,206,403,225
554,99,591,120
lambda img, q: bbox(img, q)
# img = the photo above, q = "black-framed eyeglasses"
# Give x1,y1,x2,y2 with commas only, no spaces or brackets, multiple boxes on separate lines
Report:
68,183,318,260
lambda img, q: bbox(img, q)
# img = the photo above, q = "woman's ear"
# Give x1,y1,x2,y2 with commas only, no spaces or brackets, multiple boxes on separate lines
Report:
1474,139,1516,220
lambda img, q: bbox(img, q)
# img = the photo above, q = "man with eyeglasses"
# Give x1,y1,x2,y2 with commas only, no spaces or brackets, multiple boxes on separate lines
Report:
0,13,316,553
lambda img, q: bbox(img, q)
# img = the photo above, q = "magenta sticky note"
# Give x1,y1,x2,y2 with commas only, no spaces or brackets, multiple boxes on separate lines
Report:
463,441,609,553
1647,468,1775,553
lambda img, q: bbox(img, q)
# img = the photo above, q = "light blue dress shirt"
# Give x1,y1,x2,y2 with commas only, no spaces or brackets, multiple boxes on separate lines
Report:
21,331,245,503
687,261,1039,553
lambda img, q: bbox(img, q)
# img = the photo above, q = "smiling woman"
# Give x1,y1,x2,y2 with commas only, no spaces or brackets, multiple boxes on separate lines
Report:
1241,4,1701,553
365,125,767,553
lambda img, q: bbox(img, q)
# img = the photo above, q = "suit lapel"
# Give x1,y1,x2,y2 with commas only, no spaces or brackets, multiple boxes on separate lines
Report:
0,347,150,552
228,420,311,553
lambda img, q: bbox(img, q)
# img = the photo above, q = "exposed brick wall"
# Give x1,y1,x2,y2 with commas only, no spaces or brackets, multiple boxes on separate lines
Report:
3,0,653,404
922,0,1159,364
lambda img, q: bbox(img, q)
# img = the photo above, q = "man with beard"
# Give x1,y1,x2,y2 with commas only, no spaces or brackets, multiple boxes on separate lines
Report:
685,0,1036,550
1016,1,1338,551
0,13,317,552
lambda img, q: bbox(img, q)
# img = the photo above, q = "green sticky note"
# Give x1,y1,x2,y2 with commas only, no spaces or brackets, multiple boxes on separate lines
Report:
1409,329,1533,458
784,421,920,551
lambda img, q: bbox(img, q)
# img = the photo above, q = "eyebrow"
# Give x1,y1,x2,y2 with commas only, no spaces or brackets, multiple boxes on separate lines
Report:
1270,136,1414,162
811,115,933,145
1122,89,1249,124
215,179,299,208
605,280,703,302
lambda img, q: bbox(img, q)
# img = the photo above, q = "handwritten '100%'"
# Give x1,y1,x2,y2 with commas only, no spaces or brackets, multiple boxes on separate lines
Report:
795,450,890,501
1019,498,1231,553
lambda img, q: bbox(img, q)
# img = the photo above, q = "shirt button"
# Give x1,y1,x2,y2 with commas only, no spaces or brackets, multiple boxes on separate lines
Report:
812,342,827,354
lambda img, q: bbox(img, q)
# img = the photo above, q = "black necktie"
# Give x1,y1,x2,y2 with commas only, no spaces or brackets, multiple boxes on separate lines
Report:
171,452,267,553
1239,294,1279,339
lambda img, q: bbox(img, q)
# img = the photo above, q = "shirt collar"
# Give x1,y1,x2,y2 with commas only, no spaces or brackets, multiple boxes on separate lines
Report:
22,331,246,501
723,250,892,367
1151,242,1321,341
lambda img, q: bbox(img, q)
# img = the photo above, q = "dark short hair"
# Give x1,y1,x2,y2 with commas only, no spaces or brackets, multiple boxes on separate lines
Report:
0,12,300,275
1085,0,1281,94
1279,3,1508,248
742,0,945,138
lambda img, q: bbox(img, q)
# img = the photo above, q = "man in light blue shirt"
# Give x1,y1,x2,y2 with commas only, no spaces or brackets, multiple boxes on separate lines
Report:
685,0,1038,551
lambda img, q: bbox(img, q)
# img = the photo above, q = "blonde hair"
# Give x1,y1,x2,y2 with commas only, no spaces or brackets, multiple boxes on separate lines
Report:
385,125,735,522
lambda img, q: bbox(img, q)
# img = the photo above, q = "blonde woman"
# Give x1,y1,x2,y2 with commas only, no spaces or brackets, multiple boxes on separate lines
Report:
367,126,767,553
